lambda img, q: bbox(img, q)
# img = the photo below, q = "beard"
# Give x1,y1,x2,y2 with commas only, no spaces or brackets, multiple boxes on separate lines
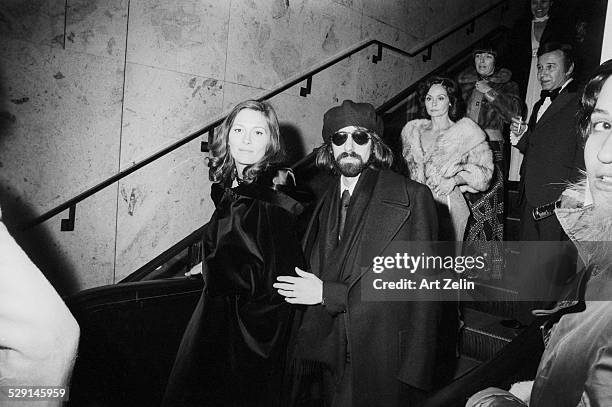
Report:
333,152,367,177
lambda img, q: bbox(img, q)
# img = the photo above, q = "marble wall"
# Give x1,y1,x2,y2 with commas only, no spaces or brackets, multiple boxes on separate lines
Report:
0,0,520,294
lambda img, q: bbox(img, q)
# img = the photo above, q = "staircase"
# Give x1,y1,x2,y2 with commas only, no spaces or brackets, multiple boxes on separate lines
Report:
377,39,542,395
65,23,531,407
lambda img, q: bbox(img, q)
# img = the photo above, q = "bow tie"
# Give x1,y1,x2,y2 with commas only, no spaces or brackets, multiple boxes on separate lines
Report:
540,88,561,102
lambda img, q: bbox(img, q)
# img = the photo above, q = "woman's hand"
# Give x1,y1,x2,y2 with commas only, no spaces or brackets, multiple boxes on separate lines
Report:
434,177,456,196
475,80,493,94
274,267,323,305
185,262,202,276
440,159,463,178
459,184,479,193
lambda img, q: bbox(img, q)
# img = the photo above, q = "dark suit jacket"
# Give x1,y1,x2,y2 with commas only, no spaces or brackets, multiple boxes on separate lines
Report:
297,168,457,407
515,82,584,207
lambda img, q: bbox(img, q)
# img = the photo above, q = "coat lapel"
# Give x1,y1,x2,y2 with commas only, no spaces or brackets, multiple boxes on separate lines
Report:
535,86,575,129
302,181,335,263
326,169,378,283
351,171,412,285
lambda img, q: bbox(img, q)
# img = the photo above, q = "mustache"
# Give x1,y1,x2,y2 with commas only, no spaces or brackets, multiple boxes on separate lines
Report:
337,152,362,160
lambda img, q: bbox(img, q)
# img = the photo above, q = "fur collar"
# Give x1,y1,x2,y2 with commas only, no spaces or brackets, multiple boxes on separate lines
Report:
556,177,612,274
457,67,513,85
403,117,487,155
401,118,488,185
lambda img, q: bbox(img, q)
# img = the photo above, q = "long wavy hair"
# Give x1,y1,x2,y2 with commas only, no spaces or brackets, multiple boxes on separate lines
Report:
315,127,393,174
417,76,465,121
577,59,612,141
209,100,285,184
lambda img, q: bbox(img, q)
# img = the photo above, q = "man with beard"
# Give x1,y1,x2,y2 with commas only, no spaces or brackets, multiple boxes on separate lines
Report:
274,100,456,407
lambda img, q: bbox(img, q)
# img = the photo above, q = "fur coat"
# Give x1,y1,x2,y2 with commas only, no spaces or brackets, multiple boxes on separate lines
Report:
555,177,612,276
457,67,522,139
401,117,493,240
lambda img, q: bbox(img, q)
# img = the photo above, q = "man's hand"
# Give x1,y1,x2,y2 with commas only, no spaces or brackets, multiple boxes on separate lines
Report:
510,116,527,136
510,116,527,146
185,262,202,276
274,267,323,305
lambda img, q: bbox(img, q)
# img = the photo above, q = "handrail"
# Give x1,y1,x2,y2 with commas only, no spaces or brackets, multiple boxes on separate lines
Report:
406,0,507,57
121,25,509,283
26,0,507,229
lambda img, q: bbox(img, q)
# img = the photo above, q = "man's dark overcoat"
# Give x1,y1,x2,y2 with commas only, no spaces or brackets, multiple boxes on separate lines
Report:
292,168,457,407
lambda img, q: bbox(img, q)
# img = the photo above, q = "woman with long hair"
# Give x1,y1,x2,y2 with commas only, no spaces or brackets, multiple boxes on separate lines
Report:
401,76,494,242
162,100,308,407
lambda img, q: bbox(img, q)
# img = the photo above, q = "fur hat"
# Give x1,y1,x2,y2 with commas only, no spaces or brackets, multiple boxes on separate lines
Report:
322,100,383,141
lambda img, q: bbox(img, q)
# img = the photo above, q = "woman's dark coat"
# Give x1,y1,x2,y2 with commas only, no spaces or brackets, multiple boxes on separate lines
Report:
162,169,308,407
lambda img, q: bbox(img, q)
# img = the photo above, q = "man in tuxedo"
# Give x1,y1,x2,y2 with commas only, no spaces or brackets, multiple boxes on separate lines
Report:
274,100,456,406
510,42,584,300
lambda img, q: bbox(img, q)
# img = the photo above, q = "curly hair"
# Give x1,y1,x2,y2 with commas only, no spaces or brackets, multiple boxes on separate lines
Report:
209,100,285,184
315,128,393,174
577,59,612,141
417,76,465,121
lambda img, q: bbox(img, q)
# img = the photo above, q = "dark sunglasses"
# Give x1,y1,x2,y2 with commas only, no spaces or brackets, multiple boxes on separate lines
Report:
331,131,371,146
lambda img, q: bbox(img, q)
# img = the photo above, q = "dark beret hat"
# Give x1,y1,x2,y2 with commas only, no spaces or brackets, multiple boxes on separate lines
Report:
322,100,384,141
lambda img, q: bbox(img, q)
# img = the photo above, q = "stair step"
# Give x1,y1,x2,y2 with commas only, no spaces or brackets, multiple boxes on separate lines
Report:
460,308,523,361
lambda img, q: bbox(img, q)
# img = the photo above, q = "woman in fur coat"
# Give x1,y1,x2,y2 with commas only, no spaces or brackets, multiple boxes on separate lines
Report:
457,44,522,278
457,42,522,172
401,76,494,242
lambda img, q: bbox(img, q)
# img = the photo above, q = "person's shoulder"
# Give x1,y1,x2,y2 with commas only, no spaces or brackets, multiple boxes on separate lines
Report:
457,66,478,84
252,166,295,187
490,68,515,85
451,117,486,139
270,167,297,188
554,83,581,113
558,80,580,98
401,119,430,136
379,169,429,192
267,167,314,211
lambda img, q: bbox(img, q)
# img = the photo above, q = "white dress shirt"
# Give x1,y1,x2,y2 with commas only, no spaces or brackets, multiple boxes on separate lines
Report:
536,78,573,122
